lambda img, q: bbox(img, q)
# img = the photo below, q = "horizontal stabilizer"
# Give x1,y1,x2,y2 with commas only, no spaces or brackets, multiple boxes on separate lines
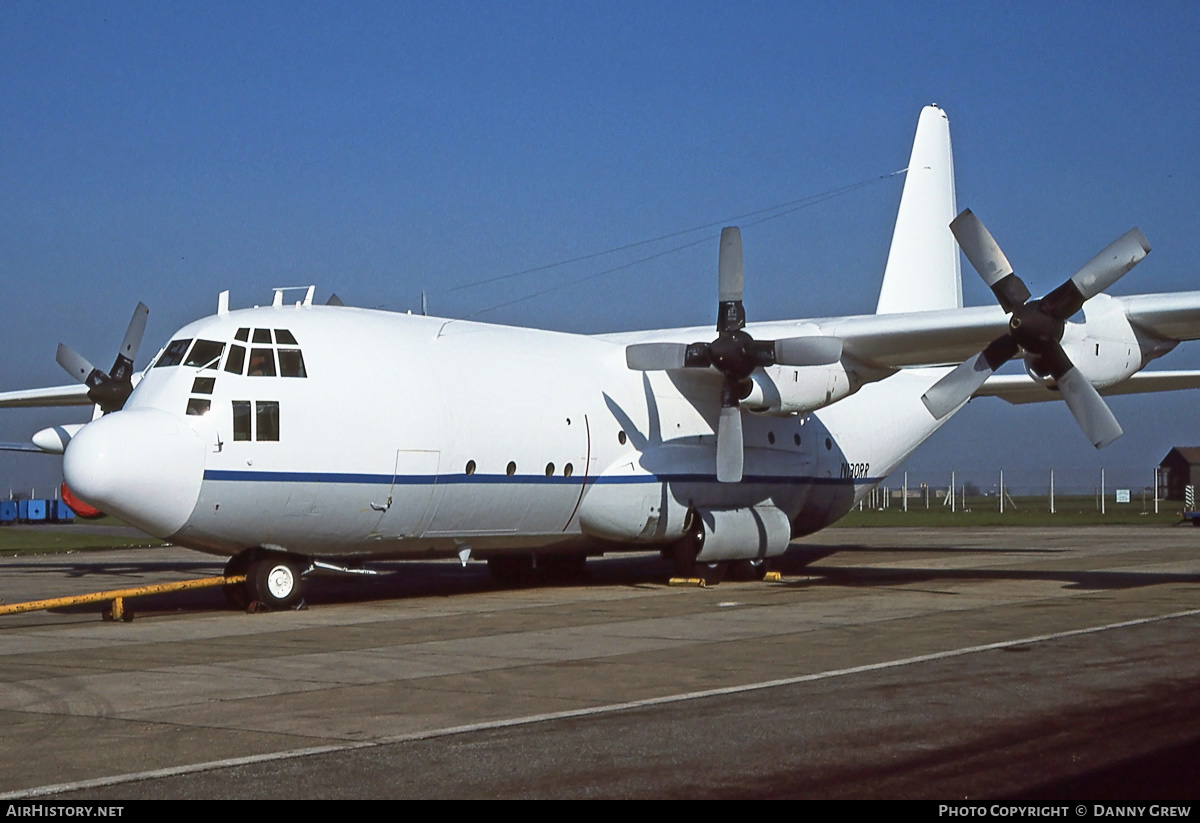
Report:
978,370,1200,405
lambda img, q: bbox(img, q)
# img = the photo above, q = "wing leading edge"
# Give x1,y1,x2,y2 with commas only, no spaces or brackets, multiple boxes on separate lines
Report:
0,384,93,409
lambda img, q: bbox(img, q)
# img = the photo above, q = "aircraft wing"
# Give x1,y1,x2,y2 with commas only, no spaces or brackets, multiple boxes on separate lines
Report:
0,384,93,409
607,292,1200,371
1120,293,1200,342
604,305,1010,368
814,304,1008,368
819,292,1200,369
0,441,45,453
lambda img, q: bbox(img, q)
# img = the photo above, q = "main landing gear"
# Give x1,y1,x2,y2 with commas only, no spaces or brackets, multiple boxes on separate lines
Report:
224,550,307,611
670,519,770,585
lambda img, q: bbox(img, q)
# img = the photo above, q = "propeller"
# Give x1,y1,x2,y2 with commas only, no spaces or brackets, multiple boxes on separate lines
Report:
922,210,1149,448
625,227,843,482
57,303,150,413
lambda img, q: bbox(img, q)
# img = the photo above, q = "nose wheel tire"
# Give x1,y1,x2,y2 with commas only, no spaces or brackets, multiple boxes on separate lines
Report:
247,557,305,610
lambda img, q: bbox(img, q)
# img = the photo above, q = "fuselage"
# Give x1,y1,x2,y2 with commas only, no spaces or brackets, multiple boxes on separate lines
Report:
62,302,954,561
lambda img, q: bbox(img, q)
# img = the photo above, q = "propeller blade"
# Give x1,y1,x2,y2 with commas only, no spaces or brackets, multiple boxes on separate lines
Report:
119,303,149,362
718,227,743,303
921,351,996,419
716,405,744,483
1067,227,1151,302
773,336,843,367
111,303,149,379
950,209,1014,285
626,342,689,371
56,344,102,386
921,334,1021,419
950,209,1030,313
1056,367,1124,449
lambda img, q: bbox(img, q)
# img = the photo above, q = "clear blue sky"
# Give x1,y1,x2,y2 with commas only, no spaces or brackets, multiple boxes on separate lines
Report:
3,1,1199,496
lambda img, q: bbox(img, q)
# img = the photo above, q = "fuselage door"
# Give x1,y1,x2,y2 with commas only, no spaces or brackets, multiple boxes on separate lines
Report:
374,449,441,538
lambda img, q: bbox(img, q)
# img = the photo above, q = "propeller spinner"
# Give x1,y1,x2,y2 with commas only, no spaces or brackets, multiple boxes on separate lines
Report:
922,210,1149,448
57,303,150,413
626,227,842,482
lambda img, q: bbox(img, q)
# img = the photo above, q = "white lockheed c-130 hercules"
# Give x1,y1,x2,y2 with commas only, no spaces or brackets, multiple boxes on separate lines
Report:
5,104,1200,610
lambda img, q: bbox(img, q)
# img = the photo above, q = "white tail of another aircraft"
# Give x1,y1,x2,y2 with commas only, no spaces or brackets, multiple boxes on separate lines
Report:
875,104,962,315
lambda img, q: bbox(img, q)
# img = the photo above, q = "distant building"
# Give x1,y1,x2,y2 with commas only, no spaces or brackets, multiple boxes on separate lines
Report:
1158,448,1200,501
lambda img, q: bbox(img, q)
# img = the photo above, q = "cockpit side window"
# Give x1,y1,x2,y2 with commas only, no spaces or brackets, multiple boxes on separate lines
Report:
154,339,193,368
186,398,211,416
232,401,251,440
184,339,225,370
235,328,250,342
256,401,280,441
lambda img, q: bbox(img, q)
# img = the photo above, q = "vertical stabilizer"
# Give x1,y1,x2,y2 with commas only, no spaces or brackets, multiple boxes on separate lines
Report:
875,105,961,314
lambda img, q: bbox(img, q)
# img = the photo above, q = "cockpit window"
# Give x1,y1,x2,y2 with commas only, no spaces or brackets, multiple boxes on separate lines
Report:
248,348,276,377
154,339,193,368
223,330,306,378
278,349,307,378
184,340,225,370
224,344,246,375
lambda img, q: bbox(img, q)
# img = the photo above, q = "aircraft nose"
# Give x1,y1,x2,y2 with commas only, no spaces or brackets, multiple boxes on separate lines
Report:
63,408,205,538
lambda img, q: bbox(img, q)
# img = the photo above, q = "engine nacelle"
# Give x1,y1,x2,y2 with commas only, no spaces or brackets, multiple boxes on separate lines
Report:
577,458,690,543
692,505,792,562
1026,294,1144,389
741,362,852,416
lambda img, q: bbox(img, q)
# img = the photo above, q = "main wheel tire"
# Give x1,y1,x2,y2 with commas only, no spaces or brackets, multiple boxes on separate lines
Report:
731,558,769,581
698,561,727,585
247,557,304,610
673,513,707,579
223,551,255,609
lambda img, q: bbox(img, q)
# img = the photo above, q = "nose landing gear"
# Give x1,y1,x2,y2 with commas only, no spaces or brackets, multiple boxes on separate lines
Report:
224,550,307,611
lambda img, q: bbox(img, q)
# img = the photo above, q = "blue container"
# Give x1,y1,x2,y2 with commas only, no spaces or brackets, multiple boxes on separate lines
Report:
52,500,75,522
0,501,15,524
18,500,47,522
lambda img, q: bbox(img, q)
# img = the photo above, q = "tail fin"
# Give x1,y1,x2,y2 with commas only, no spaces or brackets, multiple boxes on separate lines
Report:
875,105,962,314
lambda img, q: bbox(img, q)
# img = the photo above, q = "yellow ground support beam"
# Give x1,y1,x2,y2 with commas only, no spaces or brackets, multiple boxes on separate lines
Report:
0,575,246,621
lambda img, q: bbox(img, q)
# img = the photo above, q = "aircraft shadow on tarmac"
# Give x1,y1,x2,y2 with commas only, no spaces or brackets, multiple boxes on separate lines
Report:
776,544,1200,592
6,542,1198,620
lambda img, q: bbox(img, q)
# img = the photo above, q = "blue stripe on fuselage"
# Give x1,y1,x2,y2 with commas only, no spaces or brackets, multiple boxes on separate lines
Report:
202,469,881,486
